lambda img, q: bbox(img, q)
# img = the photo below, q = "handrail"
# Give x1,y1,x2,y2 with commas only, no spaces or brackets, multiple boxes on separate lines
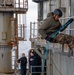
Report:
0,0,28,9
60,16,74,20
30,66,46,75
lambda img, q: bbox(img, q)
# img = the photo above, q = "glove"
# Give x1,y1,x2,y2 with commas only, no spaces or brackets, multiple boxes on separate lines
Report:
45,36,53,42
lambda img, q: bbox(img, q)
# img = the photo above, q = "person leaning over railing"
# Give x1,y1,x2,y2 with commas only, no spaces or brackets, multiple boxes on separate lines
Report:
38,8,74,55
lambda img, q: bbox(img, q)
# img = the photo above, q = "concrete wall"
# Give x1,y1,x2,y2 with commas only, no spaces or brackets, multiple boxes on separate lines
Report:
48,51,74,75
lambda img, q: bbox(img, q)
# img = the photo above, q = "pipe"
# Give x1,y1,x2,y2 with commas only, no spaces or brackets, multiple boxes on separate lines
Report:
49,0,52,12
58,0,61,8
68,0,71,34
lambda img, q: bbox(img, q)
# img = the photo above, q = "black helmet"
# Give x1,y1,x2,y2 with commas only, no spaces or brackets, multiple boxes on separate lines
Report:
53,9,63,17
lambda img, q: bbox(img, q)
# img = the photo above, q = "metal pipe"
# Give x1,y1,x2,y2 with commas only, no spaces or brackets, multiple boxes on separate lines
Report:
23,24,24,39
50,50,53,75
69,0,71,16
33,22,35,39
19,0,20,8
60,16,74,19
23,0,24,8
30,22,32,39
15,13,18,59
58,0,61,8
68,0,71,35
20,24,22,37
49,0,52,12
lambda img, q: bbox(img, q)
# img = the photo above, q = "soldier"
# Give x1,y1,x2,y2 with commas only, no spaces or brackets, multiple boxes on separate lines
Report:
38,9,74,54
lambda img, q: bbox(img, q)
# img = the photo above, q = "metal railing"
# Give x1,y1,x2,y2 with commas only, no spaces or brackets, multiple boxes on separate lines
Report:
30,66,46,75
30,21,43,44
14,0,28,9
18,24,27,41
0,0,28,9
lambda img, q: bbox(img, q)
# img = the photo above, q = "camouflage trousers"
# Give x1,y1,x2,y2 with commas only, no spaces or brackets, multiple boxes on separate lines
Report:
54,33,74,49
45,33,74,50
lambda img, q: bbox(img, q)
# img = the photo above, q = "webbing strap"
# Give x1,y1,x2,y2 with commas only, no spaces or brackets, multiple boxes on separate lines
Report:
42,41,50,72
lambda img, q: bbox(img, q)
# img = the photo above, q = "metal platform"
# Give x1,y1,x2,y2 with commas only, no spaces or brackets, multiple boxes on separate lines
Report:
0,7,28,13
0,74,13,75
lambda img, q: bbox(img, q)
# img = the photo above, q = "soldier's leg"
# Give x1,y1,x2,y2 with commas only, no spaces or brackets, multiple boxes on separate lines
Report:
55,33,74,49
45,36,57,43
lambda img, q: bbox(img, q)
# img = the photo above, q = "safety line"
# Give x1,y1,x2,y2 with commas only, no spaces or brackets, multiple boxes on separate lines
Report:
42,41,50,72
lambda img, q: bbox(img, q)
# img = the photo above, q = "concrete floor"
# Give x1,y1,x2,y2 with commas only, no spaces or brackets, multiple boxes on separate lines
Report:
0,70,30,75
0,74,14,75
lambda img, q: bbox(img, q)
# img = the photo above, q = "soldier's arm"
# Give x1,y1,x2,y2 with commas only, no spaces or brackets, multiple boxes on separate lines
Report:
25,57,27,64
38,18,51,38
17,58,21,63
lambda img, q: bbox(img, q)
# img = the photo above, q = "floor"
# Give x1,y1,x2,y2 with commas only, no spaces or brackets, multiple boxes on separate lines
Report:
0,70,30,75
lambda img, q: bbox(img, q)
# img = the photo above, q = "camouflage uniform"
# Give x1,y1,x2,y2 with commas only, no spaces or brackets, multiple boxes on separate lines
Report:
45,33,74,49
55,33,74,49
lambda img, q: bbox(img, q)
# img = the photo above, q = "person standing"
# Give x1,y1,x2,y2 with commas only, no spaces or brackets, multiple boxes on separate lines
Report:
18,53,27,75
29,52,37,75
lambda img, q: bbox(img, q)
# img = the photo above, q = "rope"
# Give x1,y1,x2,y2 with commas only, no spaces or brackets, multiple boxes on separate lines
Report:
41,18,74,75
42,41,50,72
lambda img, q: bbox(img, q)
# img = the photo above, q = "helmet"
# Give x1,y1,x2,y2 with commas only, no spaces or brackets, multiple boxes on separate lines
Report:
53,9,63,17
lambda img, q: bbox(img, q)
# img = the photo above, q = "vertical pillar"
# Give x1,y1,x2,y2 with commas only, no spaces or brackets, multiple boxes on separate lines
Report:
47,50,53,75
58,0,61,8
73,49,74,57
49,0,52,12
15,13,18,59
69,0,71,35
38,2,43,21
